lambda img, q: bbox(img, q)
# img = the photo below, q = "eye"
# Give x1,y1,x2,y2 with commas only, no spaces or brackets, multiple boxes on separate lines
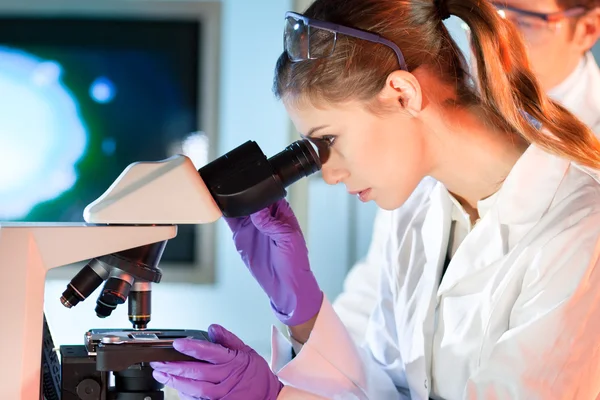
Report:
514,18,536,30
305,135,336,164
319,135,336,147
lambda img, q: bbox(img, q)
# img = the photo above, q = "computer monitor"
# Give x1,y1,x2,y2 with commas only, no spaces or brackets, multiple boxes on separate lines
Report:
0,0,221,283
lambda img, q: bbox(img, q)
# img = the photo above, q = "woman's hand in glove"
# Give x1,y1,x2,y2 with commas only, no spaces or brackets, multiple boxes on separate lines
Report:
151,324,283,400
224,198,323,327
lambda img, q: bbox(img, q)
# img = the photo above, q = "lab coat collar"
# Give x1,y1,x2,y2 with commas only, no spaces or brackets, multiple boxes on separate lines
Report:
495,144,569,225
440,143,563,233
476,190,499,220
437,144,569,295
447,188,500,234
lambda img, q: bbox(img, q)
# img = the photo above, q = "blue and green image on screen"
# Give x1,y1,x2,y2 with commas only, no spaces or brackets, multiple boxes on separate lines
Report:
0,17,204,263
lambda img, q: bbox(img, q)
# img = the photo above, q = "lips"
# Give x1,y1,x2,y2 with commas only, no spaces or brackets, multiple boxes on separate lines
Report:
348,188,372,202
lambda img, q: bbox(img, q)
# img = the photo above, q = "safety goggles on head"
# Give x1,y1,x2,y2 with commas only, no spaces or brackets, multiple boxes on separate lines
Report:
491,2,588,44
283,11,408,71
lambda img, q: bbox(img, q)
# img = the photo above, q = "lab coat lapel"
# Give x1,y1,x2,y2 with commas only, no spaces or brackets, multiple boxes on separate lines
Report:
436,209,505,295
400,182,452,399
437,144,570,296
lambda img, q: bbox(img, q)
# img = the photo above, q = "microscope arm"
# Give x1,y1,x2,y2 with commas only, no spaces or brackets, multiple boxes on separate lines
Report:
2,223,176,270
0,223,176,400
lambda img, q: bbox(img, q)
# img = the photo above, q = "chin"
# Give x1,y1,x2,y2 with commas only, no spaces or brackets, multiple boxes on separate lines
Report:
374,188,418,211
374,197,402,211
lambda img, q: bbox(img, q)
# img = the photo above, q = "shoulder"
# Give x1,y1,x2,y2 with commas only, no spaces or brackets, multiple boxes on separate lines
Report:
513,209,600,332
550,162,600,222
521,164,600,289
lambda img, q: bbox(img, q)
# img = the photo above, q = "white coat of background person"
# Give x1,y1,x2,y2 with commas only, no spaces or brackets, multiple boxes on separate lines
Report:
333,0,600,344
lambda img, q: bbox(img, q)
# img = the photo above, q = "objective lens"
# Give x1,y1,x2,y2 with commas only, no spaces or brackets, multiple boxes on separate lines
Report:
60,259,110,308
269,139,322,188
128,281,151,330
95,269,134,318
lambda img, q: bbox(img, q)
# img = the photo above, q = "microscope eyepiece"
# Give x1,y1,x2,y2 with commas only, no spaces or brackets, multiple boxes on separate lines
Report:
269,139,322,188
199,139,322,218
60,259,110,308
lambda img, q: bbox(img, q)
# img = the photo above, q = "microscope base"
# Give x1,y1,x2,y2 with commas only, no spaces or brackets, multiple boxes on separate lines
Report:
56,328,210,400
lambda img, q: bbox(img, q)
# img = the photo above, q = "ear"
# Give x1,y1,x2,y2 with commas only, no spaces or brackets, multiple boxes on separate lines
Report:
378,70,423,116
572,7,600,52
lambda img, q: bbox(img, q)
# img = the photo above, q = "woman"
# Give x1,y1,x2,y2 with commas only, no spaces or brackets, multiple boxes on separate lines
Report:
335,0,600,345
150,0,600,398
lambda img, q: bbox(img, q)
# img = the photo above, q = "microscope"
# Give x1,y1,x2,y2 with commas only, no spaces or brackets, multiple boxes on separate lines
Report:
0,139,321,400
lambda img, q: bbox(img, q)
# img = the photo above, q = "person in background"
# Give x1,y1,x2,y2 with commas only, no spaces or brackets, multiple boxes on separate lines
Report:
334,0,600,344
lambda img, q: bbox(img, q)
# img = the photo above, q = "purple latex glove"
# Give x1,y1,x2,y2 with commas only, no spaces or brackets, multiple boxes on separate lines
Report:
224,198,323,326
151,324,283,400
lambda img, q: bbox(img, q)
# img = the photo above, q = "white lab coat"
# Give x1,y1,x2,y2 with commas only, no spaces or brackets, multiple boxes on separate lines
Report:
334,51,600,343
273,144,600,399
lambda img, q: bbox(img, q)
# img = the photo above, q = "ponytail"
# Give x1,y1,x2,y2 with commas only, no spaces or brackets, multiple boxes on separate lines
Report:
446,0,600,169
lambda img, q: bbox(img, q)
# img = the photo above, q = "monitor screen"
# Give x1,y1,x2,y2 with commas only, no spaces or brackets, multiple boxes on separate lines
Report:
0,16,204,263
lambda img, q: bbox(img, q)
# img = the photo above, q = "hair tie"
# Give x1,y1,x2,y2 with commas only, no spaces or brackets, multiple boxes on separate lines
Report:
435,0,451,20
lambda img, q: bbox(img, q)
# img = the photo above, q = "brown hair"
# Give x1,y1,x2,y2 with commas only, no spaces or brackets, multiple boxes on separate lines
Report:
273,0,600,168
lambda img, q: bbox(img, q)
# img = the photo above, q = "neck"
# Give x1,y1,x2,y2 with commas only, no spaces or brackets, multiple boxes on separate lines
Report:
543,53,587,93
547,53,588,97
423,105,529,210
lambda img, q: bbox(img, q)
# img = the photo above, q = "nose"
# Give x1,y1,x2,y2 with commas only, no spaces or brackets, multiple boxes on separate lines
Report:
321,162,348,186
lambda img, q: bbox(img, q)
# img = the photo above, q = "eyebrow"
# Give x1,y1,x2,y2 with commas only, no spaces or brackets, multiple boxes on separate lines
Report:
305,125,329,138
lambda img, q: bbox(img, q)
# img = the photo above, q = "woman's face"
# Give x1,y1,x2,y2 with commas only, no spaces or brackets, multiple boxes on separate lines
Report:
285,98,429,210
